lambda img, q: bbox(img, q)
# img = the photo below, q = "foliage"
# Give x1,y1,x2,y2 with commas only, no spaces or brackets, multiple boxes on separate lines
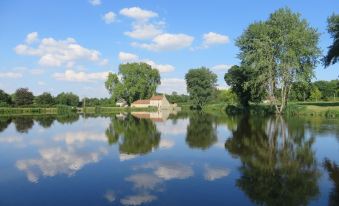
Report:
236,8,320,113
105,63,161,104
313,80,339,100
185,67,217,110
289,81,311,101
309,86,322,101
166,92,190,104
13,88,34,106
0,89,12,107
55,92,79,106
212,89,238,104
324,13,339,67
35,92,55,106
225,65,264,107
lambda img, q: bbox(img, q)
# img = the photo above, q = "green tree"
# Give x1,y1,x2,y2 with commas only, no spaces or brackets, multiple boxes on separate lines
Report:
313,80,338,100
309,86,322,101
13,116,34,133
0,89,12,106
185,67,217,109
289,81,311,101
236,8,320,113
13,88,34,106
224,65,264,107
323,159,339,206
35,92,55,106
324,14,339,67
105,63,161,104
56,92,79,106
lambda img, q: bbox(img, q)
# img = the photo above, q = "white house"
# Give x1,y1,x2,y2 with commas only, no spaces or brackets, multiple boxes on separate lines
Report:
131,95,175,109
116,98,127,107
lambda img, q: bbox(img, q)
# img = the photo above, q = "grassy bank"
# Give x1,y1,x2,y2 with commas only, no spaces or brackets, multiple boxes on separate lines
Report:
0,106,158,116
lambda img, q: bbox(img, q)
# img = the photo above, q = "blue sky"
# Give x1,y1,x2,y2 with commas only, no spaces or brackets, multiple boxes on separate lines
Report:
0,0,338,98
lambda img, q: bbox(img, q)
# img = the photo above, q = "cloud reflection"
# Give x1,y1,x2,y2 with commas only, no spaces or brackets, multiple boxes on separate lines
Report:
120,194,157,206
204,166,230,181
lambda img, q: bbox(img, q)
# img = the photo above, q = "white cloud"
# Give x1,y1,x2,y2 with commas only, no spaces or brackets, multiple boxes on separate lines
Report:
53,131,107,145
120,7,158,21
37,81,45,86
118,52,175,73
15,33,105,67
159,139,175,149
126,173,162,190
104,190,116,203
154,163,193,180
203,32,229,47
131,33,194,51
26,32,38,44
204,166,230,181
157,78,186,94
53,70,109,82
102,11,116,24
125,22,164,39
119,153,139,161
118,52,139,63
211,64,232,71
0,71,23,78
121,194,157,206
89,0,101,6
30,68,44,75
142,59,174,73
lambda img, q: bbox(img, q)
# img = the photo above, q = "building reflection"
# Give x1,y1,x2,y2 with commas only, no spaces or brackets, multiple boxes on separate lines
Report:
225,115,320,206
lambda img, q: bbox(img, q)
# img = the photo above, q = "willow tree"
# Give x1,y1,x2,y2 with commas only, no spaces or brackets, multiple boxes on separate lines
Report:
105,63,161,104
236,8,320,114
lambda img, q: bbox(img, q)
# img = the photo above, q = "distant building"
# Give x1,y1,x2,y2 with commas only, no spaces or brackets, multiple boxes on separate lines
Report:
116,98,127,107
131,94,175,109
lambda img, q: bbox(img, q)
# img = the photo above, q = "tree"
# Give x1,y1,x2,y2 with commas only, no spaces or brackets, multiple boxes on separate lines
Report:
324,14,339,67
313,80,338,100
185,67,217,109
55,92,79,106
105,63,161,104
13,88,34,106
224,65,264,107
289,81,311,101
236,8,320,113
309,86,322,102
0,89,12,106
35,92,55,106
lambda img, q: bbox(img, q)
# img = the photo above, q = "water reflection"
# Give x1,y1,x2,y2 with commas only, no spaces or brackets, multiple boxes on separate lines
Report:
0,116,11,132
13,116,34,133
324,159,339,206
225,115,320,206
105,114,161,155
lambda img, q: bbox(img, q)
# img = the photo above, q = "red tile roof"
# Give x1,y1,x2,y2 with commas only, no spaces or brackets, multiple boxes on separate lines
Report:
150,95,164,100
132,99,150,104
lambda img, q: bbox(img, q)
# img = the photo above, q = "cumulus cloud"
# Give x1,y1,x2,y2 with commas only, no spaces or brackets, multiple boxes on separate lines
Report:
126,173,162,190
132,33,194,51
125,22,164,40
53,131,107,145
53,70,109,82
202,32,229,47
0,71,23,78
204,166,230,181
118,52,139,63
118,52,175,73
157,78,186,94
16,147,108,183
211,64,232,72
89,0,101,6
120,7,158,21
121,194,157,206
26,32,38,44
102,11,116,24
15,32,106,67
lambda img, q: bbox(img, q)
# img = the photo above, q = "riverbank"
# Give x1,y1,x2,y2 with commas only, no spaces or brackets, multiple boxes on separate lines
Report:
0,106,157,116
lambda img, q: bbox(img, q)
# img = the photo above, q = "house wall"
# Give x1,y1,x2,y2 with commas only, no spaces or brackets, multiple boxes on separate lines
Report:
131,103,149,108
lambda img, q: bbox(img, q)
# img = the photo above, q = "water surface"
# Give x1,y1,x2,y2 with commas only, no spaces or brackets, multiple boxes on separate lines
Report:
0,112,338,205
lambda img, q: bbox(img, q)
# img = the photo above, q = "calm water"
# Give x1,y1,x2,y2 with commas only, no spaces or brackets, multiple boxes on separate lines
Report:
0,112,339,206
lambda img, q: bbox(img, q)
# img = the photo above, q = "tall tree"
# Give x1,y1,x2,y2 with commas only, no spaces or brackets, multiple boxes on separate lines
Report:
105,63,161,104
13,88,34,106
236,8,320,113
35,92,55,106
55,92,79,106
0,89,12,106
185,67,217,109
324,14,339,67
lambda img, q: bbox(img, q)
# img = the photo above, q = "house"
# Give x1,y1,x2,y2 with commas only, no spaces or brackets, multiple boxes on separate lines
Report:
116,98,127,107
131,94,175,109
131,110,177,122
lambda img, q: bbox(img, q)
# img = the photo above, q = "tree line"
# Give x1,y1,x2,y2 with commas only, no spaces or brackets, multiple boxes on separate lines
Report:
0,88,114,107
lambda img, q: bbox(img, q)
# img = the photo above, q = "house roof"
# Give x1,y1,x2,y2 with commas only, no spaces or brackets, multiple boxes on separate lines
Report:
132,99,150,104
150,95,164,100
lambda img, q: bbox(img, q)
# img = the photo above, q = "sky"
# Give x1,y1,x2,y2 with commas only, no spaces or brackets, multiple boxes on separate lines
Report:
0,0,338,98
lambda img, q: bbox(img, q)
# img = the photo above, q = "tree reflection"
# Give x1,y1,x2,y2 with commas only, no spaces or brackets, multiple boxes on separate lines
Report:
13,116,34,133
186,113,217,150
35,115,55,128
105,114,161,155
323,159,339,206
225,115,320,206
55,114,79,124
0,116,12,132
